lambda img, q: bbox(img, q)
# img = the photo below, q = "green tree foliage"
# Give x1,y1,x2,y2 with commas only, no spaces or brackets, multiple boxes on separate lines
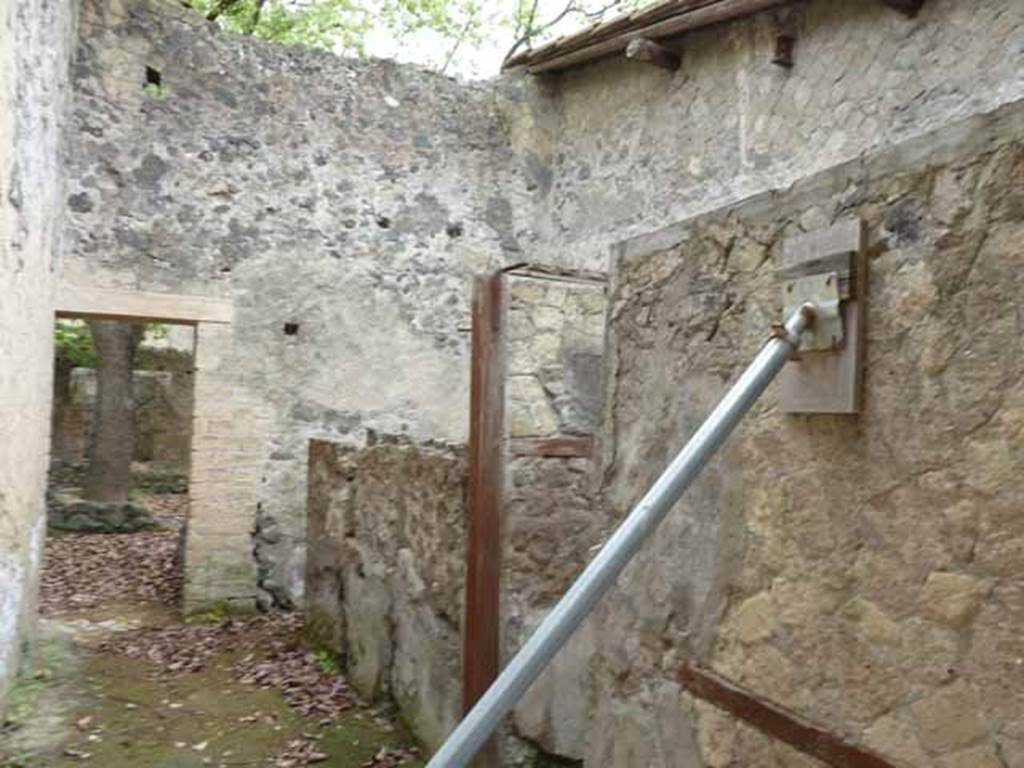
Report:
54,321,170,369
506,0,649,62
190,0,485,57
54,319,97,368
189,0,653,72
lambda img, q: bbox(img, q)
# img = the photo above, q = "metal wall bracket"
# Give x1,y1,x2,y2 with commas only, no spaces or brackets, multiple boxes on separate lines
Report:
783,272,843,352
775,219,867,414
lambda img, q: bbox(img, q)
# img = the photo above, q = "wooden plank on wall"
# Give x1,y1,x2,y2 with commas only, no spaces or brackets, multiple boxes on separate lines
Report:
778,219,866,414
56,283,233,324
462,272,505,767
508,436,593,458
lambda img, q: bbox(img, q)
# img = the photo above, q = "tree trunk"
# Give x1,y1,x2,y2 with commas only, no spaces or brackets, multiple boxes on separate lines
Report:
83,321,143,502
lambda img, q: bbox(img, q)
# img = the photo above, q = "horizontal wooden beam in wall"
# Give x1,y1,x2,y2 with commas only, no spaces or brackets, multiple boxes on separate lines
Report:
503,262,608,285
509,436,594,459
510,0,795,74
56,284,234,325
678,664,897,768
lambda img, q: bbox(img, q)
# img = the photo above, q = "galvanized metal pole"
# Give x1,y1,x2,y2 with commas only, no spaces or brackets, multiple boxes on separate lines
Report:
428,304,817,768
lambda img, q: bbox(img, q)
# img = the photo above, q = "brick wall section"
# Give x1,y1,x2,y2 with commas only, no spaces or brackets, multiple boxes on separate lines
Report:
184,322,269,611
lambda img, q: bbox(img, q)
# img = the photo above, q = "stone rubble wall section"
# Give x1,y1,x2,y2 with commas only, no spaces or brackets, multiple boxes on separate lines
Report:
305,436,467,754
63,0,531,609
51,351,195,471
499,272,608,761
589,100,1024,768
503,0,1024,272
63,0,1024,616
0,0,77,712
505,275,607,439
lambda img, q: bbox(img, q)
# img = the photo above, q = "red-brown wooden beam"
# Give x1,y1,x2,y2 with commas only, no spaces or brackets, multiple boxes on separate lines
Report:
508,436,593,459
678,664,898,768
462,273,505,767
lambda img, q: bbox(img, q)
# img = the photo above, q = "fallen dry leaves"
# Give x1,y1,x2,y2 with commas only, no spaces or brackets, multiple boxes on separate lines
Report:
100,617,420,766
273,739,418,767
40,493,187,616
99,613,362,718
363,746,421,766
37,490,420,768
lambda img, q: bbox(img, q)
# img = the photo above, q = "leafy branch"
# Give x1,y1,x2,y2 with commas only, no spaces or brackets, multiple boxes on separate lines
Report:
186,0,655,73
504,0,647,65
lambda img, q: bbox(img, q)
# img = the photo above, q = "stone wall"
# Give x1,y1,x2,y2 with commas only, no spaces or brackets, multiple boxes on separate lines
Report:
583,98,1024,767
501,269,607,762
62,0,1024,616
0,0,76,710
306,436,467,752
64,0,530,608
51,349,195,471
504,0,1024,272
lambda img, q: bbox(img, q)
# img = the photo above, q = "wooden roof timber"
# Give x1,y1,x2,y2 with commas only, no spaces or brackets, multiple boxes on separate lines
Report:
504,0,796,73
506,0,927,73
506,0,715,65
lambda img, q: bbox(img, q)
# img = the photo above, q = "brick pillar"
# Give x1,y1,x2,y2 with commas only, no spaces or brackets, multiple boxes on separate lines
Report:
184,322,266,613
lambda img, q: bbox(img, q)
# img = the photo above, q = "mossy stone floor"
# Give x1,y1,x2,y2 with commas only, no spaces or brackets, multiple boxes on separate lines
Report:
1,603,423,768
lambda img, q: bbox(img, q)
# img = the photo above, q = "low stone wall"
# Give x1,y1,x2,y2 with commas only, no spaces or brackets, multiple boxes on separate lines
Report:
306,436,467,752
50,351,194,473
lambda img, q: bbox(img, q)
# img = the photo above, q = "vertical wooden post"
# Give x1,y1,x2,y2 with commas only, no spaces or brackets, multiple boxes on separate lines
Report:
462,273,505,766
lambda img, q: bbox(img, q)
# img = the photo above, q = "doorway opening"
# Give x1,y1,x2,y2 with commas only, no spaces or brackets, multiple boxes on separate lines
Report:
42,317,196,618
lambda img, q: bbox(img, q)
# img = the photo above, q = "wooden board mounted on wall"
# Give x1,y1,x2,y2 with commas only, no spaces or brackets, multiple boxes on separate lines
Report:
777,219,866,414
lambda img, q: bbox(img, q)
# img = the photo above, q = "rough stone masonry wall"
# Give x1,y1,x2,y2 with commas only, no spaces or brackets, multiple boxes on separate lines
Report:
64,0,532,608
0,0,77,709
584,99,1024,767
63,0,1024,613
501,271,607,761
51,349,195,472
504,0,1024,272
305,437,467,753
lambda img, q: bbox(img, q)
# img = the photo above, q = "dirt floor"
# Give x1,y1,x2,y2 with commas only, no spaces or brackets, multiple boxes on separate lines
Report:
0,491,423,768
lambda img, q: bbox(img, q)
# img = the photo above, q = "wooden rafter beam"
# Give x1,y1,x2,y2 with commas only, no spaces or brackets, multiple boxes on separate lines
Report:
625,37,682,71
506,0,796,74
